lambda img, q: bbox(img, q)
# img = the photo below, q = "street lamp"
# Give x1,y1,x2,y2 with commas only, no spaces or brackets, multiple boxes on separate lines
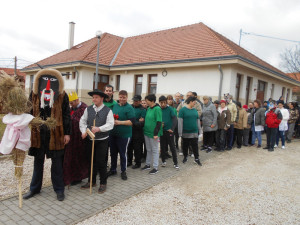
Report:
95,30,102,89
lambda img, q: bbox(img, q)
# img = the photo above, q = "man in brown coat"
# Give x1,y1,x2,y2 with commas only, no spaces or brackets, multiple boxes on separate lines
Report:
234,102,248,148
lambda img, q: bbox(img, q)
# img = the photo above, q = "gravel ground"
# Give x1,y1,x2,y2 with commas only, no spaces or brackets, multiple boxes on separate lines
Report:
79,142,300,225
0,154,52,200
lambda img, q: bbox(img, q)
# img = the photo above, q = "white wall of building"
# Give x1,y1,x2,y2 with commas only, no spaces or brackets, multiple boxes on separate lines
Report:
23,64,295,104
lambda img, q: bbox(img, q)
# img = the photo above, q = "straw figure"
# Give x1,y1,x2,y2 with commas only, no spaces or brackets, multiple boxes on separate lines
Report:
0,71,55,208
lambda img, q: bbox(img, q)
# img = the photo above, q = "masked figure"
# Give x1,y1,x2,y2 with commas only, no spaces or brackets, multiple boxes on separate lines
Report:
23,69,71,201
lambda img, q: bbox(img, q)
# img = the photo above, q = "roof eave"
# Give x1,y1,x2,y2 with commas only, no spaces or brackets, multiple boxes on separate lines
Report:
21,61,110,73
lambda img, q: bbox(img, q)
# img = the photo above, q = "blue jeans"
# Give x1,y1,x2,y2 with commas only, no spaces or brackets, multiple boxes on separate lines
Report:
276,129,285,146
226,124,234,148
251,123,262,146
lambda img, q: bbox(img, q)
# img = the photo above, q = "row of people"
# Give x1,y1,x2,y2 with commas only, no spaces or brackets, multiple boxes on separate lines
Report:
22,74,298,201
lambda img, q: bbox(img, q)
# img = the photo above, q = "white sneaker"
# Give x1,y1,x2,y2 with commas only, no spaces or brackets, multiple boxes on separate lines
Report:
161,162,167,167
274,144,278,148
191,154,194,158
179,152,183,156
282,146,285,149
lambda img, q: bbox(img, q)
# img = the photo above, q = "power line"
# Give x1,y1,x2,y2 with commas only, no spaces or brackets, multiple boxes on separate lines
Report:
239,29,300,46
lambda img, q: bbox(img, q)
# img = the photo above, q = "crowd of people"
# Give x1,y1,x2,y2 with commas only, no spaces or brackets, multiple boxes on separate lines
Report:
22,72,300,201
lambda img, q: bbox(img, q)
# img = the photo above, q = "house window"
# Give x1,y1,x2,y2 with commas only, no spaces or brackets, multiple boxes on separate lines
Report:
235,74,242,101
115,75,120,91
93,74,109,90
135,75,143,95
148,74,157,94
66,72,70,80
72,72,76,79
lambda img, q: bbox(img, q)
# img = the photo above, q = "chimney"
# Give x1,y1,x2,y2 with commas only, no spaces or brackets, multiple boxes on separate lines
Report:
68,22,75,50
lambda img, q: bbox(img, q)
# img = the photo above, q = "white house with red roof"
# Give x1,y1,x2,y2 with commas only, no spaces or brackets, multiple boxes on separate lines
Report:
22,22,299,104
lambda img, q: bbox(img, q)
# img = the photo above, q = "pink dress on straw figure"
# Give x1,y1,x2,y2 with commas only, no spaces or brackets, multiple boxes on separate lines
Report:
0,113,34,154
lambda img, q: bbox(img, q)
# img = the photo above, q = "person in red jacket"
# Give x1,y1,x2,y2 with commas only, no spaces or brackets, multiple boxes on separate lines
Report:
264,107,282,151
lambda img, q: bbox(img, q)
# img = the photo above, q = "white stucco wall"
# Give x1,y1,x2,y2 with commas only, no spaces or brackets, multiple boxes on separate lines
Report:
23,64,295,104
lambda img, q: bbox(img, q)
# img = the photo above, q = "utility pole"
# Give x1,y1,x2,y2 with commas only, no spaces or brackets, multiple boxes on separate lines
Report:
14,56,17,75
239,29,242,46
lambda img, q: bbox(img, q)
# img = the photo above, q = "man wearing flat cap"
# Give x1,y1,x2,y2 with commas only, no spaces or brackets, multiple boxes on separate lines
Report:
79,89,114,193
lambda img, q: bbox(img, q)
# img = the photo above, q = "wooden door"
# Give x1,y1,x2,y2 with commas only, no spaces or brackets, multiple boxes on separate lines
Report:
93,74,109,91
256,80,266,102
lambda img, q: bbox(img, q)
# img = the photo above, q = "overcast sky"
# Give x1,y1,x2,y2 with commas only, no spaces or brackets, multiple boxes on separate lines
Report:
1,0,299,71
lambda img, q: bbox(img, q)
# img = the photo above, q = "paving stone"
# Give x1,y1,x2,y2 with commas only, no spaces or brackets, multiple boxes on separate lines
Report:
17,221,30,225
4,220,16,225
22,214,34,222
0,214,10,222
0,149,213,225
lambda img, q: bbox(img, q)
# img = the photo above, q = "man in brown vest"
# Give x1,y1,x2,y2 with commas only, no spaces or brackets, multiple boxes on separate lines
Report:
23,69,71,201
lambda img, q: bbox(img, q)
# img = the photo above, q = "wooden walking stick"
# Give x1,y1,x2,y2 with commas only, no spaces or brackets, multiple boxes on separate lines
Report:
86,120,96,194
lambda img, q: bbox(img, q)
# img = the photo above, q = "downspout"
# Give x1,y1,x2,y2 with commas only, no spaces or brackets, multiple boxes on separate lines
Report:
218,64,224,100
74,66,79,94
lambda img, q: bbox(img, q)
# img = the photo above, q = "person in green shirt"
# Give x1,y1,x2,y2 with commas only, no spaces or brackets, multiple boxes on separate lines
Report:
141,94,162,175
159,96,179,169
103,84,117,110
167,95,179,151
178,96,202,166
127,95,146,169
108,90,135,181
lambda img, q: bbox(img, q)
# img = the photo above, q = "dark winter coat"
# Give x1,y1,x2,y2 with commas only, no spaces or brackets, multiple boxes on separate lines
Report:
251,107,265,126
217,107,231,130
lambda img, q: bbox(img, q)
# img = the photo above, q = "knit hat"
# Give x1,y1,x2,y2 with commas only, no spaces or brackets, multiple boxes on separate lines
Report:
220,100,226,104
243,105,248,110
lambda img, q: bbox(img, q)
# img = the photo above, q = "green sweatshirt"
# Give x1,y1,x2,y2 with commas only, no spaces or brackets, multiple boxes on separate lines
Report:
110,102,135,138
104,99,117,110
144,104,163,138
178,107,199,133
162,106,176,131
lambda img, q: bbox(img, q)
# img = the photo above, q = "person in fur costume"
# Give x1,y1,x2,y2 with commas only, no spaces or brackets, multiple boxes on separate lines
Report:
23,69,71,201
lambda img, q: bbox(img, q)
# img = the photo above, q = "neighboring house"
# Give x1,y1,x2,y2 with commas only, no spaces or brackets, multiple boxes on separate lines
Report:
22,22,299,105
286,73,300,102
0,68,26,85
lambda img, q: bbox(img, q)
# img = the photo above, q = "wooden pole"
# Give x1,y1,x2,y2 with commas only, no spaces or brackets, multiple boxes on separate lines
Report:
18,178,22,208
89,120,96,194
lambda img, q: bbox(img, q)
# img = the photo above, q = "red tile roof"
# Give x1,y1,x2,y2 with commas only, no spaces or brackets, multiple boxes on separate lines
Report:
0,68,26,77
23,22,290,80
286,73,300,93
113,23,235,65
26,33,123,68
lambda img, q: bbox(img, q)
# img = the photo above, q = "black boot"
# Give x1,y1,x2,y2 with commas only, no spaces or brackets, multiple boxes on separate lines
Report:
23,191,40,200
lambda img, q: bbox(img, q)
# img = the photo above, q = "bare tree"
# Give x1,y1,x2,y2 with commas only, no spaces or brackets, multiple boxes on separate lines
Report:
280,44,300,74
